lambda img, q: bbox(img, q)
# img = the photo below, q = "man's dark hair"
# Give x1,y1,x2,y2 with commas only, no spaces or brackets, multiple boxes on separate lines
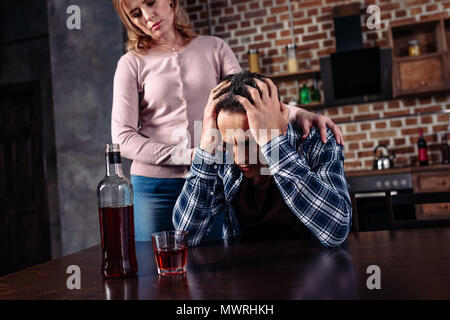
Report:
214,71,280,114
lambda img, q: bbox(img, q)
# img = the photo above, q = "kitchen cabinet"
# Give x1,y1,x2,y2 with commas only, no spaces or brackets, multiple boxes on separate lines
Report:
268,68,320,82
396,53,447,94
413,168,450,220
388,16,450,97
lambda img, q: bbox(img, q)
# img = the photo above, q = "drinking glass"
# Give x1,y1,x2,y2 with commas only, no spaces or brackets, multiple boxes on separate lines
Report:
152,231,188,275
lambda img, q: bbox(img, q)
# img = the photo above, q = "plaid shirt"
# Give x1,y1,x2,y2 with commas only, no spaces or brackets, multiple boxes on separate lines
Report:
173,122,352,248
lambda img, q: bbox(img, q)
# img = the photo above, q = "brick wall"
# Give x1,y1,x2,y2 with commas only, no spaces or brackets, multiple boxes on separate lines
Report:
182,0,450,171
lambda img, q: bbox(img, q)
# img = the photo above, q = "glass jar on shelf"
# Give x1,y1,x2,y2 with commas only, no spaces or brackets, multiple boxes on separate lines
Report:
408,40,420,57
248,49,260,73
285,44,299,73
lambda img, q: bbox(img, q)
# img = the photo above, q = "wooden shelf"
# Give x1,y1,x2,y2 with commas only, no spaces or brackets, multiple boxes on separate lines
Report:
287,101,326,110
297,101,326,110
267,69,324,108
267,68,321,82
389,19,443,58
394,51,441,62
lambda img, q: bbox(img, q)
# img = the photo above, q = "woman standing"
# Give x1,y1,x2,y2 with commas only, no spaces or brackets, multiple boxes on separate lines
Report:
111,0,343,241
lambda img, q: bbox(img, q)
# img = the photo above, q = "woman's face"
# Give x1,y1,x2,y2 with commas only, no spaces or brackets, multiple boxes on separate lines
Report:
122,0,175,40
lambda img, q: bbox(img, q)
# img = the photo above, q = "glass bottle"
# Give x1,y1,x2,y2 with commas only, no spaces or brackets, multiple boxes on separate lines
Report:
417,129,428,166
310,77,321,102
299,82,311,105
97,144,138,278
286,44,299,73
442,133,449,164
248,49,260,73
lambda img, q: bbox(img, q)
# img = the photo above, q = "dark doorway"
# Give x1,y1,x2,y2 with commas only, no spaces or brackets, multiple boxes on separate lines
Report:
0,82,51,276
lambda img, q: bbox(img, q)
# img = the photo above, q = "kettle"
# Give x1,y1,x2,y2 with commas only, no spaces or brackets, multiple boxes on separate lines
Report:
373,145,395,170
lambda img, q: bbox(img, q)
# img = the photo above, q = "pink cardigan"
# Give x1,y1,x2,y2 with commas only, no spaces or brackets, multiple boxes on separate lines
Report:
111,35,296,179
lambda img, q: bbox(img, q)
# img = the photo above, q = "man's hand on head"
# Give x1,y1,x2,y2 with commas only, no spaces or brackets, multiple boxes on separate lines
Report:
235,78,288,147
199,81,230,154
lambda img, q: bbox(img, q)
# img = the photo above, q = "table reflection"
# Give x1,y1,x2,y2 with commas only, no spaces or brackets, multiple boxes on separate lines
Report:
157,273,191,299
103,277,140,300
292,248,357,299
183,240,357,300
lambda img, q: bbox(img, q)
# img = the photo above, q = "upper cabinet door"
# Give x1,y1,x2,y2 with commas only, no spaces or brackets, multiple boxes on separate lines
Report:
396,53,447,95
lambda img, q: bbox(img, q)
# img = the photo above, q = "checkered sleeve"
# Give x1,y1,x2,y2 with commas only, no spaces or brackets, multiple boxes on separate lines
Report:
172,147,226,247
260,124,352,248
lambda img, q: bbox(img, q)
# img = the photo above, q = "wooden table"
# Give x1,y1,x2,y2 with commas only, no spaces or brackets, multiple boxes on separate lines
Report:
1,227,450,300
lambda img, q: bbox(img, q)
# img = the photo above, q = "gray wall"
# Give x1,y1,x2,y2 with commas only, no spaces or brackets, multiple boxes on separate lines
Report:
47,0,126,255
0,0,61,258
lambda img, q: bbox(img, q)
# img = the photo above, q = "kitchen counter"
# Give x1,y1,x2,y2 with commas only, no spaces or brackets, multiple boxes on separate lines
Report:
346,164,450,177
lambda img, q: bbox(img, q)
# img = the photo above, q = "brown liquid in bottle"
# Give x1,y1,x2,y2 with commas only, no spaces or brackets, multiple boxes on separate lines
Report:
98,205,138,278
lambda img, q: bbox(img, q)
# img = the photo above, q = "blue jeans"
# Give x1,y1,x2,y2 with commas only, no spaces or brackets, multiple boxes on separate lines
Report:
131,175,224,242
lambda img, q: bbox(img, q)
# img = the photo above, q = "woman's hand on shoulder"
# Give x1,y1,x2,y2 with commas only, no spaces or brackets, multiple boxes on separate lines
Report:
296,109,344,145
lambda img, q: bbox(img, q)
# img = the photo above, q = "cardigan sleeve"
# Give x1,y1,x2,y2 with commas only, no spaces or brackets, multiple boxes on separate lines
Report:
111,54,193,165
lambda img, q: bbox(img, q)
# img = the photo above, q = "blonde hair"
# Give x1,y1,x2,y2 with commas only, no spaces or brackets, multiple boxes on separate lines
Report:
113,0,197,55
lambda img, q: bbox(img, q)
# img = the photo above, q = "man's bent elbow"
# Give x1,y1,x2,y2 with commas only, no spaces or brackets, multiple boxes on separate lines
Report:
321,232,349,248
320,216,351,248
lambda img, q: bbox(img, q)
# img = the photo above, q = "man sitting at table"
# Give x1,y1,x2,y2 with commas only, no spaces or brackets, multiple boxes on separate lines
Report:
172,71,352,248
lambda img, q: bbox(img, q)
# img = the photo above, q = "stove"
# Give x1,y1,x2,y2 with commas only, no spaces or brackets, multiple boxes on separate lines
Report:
347,173,412,193
347,173,415,231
